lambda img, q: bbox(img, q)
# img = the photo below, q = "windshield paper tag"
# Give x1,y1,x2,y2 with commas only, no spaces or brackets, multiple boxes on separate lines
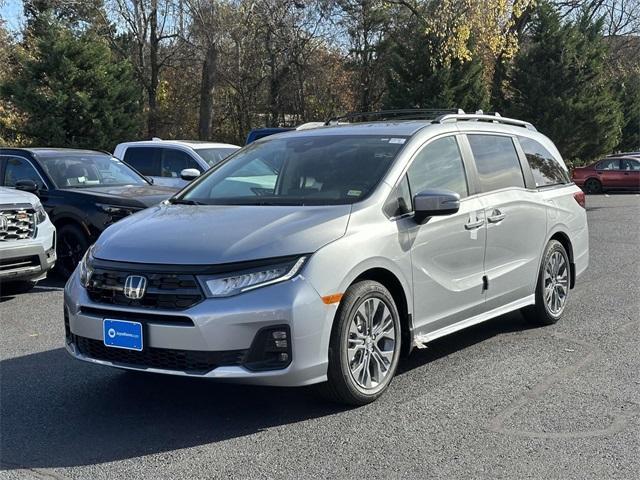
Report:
389,138,406,144
347,190,362,197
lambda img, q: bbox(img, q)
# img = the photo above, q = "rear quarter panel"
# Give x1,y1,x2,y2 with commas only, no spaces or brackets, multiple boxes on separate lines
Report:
537,184,589,282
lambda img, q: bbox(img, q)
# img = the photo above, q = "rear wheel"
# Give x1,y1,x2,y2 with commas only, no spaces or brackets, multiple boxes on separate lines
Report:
56,224,89,279
584,178,602,194
316,280,401,406
522,240,571,326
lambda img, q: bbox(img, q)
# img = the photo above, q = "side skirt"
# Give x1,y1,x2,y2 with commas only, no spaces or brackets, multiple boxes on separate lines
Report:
412,294,535,347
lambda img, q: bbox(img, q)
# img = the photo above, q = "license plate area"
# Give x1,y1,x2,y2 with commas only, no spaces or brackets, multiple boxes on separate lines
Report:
103,319,143,351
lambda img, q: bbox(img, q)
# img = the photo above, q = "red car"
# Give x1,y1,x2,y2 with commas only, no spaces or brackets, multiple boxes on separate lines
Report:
572,156,640,194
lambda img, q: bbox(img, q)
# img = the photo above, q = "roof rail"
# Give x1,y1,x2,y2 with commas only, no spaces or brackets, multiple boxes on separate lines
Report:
432,112,537,131
325,109,465,125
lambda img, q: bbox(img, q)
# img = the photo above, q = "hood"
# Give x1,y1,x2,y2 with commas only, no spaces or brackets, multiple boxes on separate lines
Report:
93,203,351,265
60,185,177,207
0,187,38,206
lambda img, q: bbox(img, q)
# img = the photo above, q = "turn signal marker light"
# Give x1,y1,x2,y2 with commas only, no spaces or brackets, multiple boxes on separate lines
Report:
321,293,344,304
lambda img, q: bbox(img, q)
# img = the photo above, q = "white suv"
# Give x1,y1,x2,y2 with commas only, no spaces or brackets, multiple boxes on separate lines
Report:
114,139,239,188
1,187,56,288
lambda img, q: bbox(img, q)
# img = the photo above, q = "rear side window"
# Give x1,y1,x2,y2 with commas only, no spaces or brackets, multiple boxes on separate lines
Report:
518,136,569,187
407,136,468,198
123,147,161,176
621,158,640,171
467,134,524,191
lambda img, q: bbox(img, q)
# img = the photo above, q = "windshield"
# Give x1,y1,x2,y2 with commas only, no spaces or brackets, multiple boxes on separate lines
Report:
179,135,407,206
39,153,148,188
194,147,240,167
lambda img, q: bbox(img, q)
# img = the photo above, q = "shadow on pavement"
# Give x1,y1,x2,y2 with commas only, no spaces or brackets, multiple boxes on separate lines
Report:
0,310,535,470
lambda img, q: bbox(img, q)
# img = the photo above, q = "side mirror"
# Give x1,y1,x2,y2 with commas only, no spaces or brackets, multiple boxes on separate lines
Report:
180,168,200,181
15,179,39,194
413,189,460,223
145,176,155,185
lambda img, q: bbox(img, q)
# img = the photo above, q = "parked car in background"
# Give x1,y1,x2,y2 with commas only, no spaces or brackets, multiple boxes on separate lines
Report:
64,110,588,405
114,139,240,188
245,128,293,144
0,148,176,278
607,151,640,158
0,187,56,290
245,124,325,145
572,156,640,193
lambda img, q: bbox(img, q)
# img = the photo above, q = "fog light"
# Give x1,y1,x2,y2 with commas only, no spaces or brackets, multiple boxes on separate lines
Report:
272,331,287,340
244,325,292,371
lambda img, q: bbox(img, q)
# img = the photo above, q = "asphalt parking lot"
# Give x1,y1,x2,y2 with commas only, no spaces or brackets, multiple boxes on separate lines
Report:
1,193,639,480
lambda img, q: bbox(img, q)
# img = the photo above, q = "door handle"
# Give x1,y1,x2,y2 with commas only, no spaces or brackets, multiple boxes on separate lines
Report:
487,210,505,223
465,218,485,230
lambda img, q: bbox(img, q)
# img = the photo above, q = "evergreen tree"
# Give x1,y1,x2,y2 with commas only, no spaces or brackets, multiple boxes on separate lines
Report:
508,3,623,165
1,16,141,150
615,73,640,151
383,19,489,112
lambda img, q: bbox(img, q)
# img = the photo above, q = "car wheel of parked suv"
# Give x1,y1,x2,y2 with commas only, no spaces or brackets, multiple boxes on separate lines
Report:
56,224,89,279
319,280,401,405
584,178,602,194
1,280,37,294
522,240,571,326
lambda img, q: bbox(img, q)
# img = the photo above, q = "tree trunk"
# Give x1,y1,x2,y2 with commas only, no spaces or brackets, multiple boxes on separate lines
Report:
147,0,159,137
198,45,217,140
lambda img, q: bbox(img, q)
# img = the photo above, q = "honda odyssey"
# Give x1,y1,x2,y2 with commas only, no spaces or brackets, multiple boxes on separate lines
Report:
64,110,589,405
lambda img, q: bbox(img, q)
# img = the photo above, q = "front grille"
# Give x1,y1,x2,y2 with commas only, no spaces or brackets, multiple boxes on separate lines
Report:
87,268,204,310
0,255,39,272
72,335,246,373
0,205,36,241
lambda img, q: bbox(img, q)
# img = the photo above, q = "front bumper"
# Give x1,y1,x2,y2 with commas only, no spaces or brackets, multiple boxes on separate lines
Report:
0,220,56,282
63,269,337,386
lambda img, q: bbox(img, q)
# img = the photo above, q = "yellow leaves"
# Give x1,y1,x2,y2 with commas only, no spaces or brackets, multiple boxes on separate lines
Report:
423,0,535,65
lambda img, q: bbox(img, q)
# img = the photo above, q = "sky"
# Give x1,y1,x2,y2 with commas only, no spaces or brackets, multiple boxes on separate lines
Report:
0,0,25,33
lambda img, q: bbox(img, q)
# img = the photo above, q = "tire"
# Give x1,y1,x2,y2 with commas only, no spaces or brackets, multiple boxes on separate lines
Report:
56,224,89,279
0,280,37,295
584,178,602,194
316,280,402,406
522,240,571,326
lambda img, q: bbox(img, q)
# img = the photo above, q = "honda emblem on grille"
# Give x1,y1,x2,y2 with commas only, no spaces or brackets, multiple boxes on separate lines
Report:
123,275,147,299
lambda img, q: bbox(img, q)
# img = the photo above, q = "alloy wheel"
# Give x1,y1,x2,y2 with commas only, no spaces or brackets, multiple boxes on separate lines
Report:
347,297,397,391
544,251,569,316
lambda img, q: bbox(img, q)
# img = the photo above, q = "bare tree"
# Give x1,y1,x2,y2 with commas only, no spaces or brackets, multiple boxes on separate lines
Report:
104,0,183,136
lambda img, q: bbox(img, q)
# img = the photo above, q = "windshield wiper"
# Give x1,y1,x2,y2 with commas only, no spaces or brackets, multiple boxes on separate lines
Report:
170,198,205,205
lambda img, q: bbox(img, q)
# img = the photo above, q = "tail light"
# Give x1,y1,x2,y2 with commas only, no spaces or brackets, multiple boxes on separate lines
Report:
573,190,586,208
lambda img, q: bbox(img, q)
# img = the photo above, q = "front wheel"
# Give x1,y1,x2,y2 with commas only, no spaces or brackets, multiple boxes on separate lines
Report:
522,240,571,326
316,280,402,406
56,224,89,279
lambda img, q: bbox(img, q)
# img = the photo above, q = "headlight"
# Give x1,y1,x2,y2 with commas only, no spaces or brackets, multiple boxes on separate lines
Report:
34,202,47,224
199,256,307,298
96,203,141,223
78,246,94,287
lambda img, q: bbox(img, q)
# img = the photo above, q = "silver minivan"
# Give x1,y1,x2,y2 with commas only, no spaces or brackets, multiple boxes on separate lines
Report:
64,111,589,405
